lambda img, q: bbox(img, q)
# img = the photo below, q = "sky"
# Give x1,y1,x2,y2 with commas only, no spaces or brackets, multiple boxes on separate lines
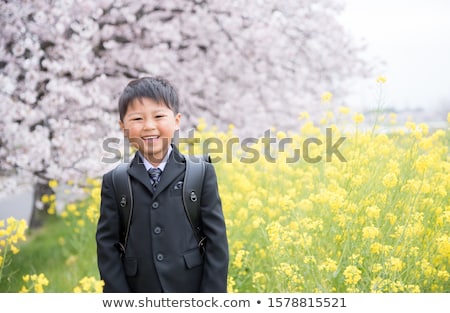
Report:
338,0,450,115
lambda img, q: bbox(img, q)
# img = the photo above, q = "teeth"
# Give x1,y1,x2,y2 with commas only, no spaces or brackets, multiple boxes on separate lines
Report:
143,136,159,140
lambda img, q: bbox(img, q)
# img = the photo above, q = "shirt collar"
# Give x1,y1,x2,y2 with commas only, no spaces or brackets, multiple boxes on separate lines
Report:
139,145,172,172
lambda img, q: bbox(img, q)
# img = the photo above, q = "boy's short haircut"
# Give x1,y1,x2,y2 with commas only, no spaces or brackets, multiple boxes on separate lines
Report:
118,76,180,121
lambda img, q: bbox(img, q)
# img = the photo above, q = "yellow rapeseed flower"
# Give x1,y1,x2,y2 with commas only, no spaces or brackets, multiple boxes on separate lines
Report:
338,106,350,115
437,270,450,282
371,264,383,273
298,111,310,120
382,172,398,188
376,75,387,84
252,272,267,291
303,255,316,264
196,118,207,132
48,179,58,189
10,245,19,254
86,204,99,223
298,199,313,211
436,235,450,261
418,123,429,136
386,257,404,272
318,258,338,272
227,276,238,293
366,205,380,219
320,91,333,103
275,263,299,277
352,113,365,124
41,194,49,203
73,276,105,293
362,226,379,240
248,198,263,211
232,250,249,269
405,121,416,131
251,217,265,229
36,273,49,286
20,273,49,293
66,203,77,213
34,284,44,293
401,179,421,194
415,155,432,174
389,113,397,124
420,259,436,278
343,265,362,286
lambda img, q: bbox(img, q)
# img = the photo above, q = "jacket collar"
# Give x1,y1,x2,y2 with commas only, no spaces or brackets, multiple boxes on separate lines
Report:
127,145,185,197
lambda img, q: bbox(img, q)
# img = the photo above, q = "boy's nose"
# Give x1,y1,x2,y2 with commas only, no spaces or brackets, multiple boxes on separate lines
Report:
143,118,156,130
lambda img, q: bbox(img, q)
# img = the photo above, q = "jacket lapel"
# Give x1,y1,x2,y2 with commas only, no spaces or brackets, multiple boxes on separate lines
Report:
127,153,154,194
152,147,185,199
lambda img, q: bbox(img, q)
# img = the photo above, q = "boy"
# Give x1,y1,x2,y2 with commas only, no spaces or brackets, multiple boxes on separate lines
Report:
96,76,229,292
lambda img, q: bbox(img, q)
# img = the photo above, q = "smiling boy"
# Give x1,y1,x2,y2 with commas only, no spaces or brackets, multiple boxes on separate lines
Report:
96,77,229,292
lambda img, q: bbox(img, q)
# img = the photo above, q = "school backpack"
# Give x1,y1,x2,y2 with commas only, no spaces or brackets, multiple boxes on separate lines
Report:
111,154,210,255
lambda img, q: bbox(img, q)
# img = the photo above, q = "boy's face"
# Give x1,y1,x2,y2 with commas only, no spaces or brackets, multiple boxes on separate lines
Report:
120,97,181,166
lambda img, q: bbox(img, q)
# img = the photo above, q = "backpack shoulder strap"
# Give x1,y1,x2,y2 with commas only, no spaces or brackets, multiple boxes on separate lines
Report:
182,154,210,250
111,162,133,254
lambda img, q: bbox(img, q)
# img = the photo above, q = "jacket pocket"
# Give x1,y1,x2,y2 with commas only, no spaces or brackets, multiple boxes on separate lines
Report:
123,257,138,276
183,248,204,269
170,181,183,197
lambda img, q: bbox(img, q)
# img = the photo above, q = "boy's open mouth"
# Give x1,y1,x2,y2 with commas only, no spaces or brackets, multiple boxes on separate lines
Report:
142,135,160,143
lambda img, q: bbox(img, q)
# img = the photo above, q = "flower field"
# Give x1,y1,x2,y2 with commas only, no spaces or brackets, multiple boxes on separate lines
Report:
1,109,449,293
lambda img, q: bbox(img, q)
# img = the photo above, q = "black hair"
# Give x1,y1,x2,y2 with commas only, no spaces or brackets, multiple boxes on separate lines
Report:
118,76,179,121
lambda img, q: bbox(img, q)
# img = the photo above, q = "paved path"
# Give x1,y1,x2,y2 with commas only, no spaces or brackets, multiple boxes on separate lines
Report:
0,188,33,224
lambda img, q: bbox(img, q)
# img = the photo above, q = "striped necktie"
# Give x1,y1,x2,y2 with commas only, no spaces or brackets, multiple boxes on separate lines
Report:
148,168,162,190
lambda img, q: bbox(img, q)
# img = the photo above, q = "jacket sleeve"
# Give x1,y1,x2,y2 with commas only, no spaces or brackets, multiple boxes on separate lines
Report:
199,162,229,292
95,170,131,292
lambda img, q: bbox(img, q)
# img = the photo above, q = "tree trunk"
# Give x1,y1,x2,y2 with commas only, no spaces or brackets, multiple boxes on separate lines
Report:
28,181,53,229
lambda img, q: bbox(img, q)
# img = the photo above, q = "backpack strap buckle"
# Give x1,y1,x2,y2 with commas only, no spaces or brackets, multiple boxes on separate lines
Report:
190,191,198,202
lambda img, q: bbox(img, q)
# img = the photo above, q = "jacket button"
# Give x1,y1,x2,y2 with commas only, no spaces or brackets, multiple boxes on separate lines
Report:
156,253,164,261
154,227,161,234
152,202,159,209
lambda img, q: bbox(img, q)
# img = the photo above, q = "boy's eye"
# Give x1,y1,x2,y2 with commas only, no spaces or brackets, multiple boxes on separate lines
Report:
155,115,166,118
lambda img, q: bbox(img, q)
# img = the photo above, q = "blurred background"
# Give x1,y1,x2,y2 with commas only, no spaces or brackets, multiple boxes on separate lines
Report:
339,0,449,121
1,0,449,226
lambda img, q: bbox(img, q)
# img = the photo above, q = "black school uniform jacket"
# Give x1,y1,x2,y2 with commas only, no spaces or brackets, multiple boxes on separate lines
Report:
96,146,229,292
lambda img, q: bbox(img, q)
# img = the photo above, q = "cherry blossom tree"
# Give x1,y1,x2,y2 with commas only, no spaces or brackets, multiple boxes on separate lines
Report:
0,0,369,227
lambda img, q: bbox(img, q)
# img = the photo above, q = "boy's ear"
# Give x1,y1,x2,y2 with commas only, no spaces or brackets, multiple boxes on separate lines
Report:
119,120,127,137
174,113,181,130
